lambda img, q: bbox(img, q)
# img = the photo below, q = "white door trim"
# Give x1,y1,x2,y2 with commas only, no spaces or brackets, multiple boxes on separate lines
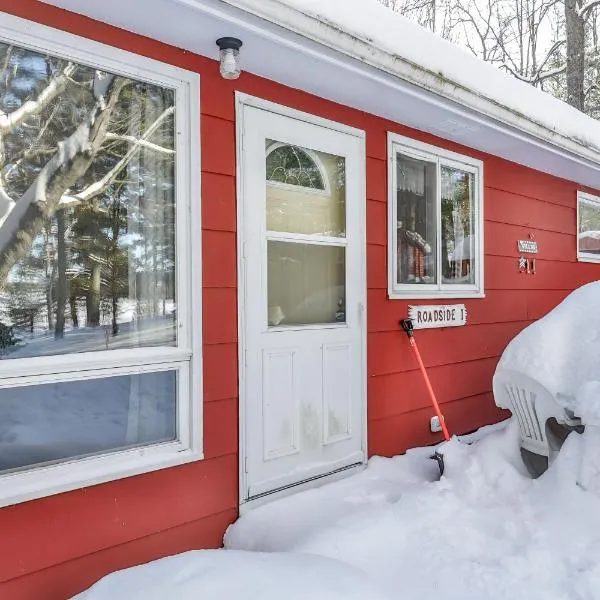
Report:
235,92,367,507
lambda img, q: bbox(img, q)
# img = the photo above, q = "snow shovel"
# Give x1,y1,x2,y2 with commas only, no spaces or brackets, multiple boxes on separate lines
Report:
400,318,449,476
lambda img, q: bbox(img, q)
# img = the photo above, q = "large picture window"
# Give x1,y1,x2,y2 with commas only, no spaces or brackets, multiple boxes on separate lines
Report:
577,191,600,262
388,134,483,299
0,18,201,506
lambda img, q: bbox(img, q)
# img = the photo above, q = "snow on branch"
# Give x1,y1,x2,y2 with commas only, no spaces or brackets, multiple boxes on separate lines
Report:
0,75,128,285
578,0,600,17
535,64,567,83
500,39,566,84
104,132,175,155
501,62,566,83
62,106,175,206
0,63,76,134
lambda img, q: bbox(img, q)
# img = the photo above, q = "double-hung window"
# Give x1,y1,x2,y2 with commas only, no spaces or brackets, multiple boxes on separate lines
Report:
388,133,484,299
0,17,201,506
577,191,600,262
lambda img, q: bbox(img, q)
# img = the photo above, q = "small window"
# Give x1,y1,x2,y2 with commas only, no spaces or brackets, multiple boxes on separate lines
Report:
577,191,600,263
0,17,201,506
266,142,327,191
388,134,484,299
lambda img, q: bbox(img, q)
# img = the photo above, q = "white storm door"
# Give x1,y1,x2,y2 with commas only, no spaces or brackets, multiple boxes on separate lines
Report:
238,100,366,501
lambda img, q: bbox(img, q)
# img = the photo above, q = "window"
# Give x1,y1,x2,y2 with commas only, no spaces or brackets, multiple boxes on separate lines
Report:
0,17,201,506
388,133,483,299
265,140,347,326
577,191,600,262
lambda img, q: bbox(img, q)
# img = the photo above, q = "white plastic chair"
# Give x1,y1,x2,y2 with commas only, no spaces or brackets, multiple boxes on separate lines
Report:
493,369,581,474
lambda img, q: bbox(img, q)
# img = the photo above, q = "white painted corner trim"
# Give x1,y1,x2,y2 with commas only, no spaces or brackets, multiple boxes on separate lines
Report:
0,16,203,507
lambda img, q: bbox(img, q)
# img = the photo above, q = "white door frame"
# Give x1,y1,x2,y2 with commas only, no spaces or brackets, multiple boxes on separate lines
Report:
235,92,367,508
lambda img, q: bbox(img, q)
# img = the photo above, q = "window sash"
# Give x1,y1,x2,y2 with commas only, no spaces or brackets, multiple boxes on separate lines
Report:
388,134,483,299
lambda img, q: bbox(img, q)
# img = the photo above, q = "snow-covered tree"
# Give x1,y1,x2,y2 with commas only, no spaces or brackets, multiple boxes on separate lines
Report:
378,0,600,115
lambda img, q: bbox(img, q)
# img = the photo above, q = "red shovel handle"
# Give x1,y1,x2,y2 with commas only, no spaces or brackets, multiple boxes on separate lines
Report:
401,319,451,442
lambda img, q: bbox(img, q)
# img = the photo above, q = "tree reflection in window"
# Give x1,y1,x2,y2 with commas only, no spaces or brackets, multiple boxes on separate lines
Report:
266,143,326,191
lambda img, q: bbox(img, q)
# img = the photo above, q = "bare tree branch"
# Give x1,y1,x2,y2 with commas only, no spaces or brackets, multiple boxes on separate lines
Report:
0,63,76,134
578,0,600,17
61,106,175,206
501,61,565,83
0,75,128,285
104,131,175,155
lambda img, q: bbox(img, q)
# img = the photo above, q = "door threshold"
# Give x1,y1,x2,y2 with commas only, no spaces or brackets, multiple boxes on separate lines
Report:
240,462,365,514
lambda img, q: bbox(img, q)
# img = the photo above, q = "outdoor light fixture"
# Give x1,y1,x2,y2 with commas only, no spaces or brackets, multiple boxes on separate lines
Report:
216,37,243,80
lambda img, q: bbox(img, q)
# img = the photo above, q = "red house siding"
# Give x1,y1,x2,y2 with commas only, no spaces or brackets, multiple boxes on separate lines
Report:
0,2,598,598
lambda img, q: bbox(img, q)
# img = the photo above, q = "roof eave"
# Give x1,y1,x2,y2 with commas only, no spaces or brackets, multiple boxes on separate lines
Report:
221,0,600,168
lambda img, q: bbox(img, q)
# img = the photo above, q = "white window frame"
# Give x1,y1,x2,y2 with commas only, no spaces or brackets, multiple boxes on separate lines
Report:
577,191,600,263
388,133,484,300
0,15,202,508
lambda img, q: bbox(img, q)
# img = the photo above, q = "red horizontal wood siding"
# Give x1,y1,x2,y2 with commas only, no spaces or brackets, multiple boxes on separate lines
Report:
0,1,598,598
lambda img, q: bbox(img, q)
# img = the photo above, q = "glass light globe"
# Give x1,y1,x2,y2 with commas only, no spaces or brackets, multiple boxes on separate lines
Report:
219,48,241,80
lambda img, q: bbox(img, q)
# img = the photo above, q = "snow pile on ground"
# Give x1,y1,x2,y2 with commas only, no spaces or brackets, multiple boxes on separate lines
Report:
73,549,390,600
496,281,600,404
76,420,600,600
576,381,600,425
227,422,600,600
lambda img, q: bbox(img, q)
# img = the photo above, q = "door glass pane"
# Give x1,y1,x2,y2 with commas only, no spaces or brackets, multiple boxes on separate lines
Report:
0,41,177,360
266,140,346,237
396,154,437,285
441,166,475,284
268,241,345,326
0,370,177,474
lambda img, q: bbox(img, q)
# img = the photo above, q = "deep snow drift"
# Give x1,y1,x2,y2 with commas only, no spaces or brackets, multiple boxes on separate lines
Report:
76,421,600,600
73,550,390,600
497,280,600,406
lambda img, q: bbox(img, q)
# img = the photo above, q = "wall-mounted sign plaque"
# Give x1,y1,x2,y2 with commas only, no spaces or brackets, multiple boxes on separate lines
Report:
518,240,538,253
408,304,467,329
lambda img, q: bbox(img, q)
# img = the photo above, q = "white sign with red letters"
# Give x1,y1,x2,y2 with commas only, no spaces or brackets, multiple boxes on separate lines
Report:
408,304,467,329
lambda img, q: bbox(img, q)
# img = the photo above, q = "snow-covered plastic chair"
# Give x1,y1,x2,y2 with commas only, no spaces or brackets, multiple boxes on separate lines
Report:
493,369,582,476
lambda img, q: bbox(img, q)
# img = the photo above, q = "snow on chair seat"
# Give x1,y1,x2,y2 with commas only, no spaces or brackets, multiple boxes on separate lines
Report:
493,369,581,476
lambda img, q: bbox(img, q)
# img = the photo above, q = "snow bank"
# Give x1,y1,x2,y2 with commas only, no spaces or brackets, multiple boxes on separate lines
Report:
73,550,390,600
278,0,600,154
73,420,600,600
576,381,600,425
227,422,600,600
496,281,600,403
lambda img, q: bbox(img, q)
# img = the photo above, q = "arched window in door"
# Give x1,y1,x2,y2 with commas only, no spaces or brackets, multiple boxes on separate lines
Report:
266,142,329,192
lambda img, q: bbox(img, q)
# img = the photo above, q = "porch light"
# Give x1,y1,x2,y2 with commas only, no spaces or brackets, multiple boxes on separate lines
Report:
216,37,243,80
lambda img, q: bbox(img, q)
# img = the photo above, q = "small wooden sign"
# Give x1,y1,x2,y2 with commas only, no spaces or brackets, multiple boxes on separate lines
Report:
408,304,467,329
518,240,538,254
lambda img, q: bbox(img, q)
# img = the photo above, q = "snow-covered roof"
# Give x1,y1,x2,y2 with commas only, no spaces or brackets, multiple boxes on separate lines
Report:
36,0,600,188
235,0,600,159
